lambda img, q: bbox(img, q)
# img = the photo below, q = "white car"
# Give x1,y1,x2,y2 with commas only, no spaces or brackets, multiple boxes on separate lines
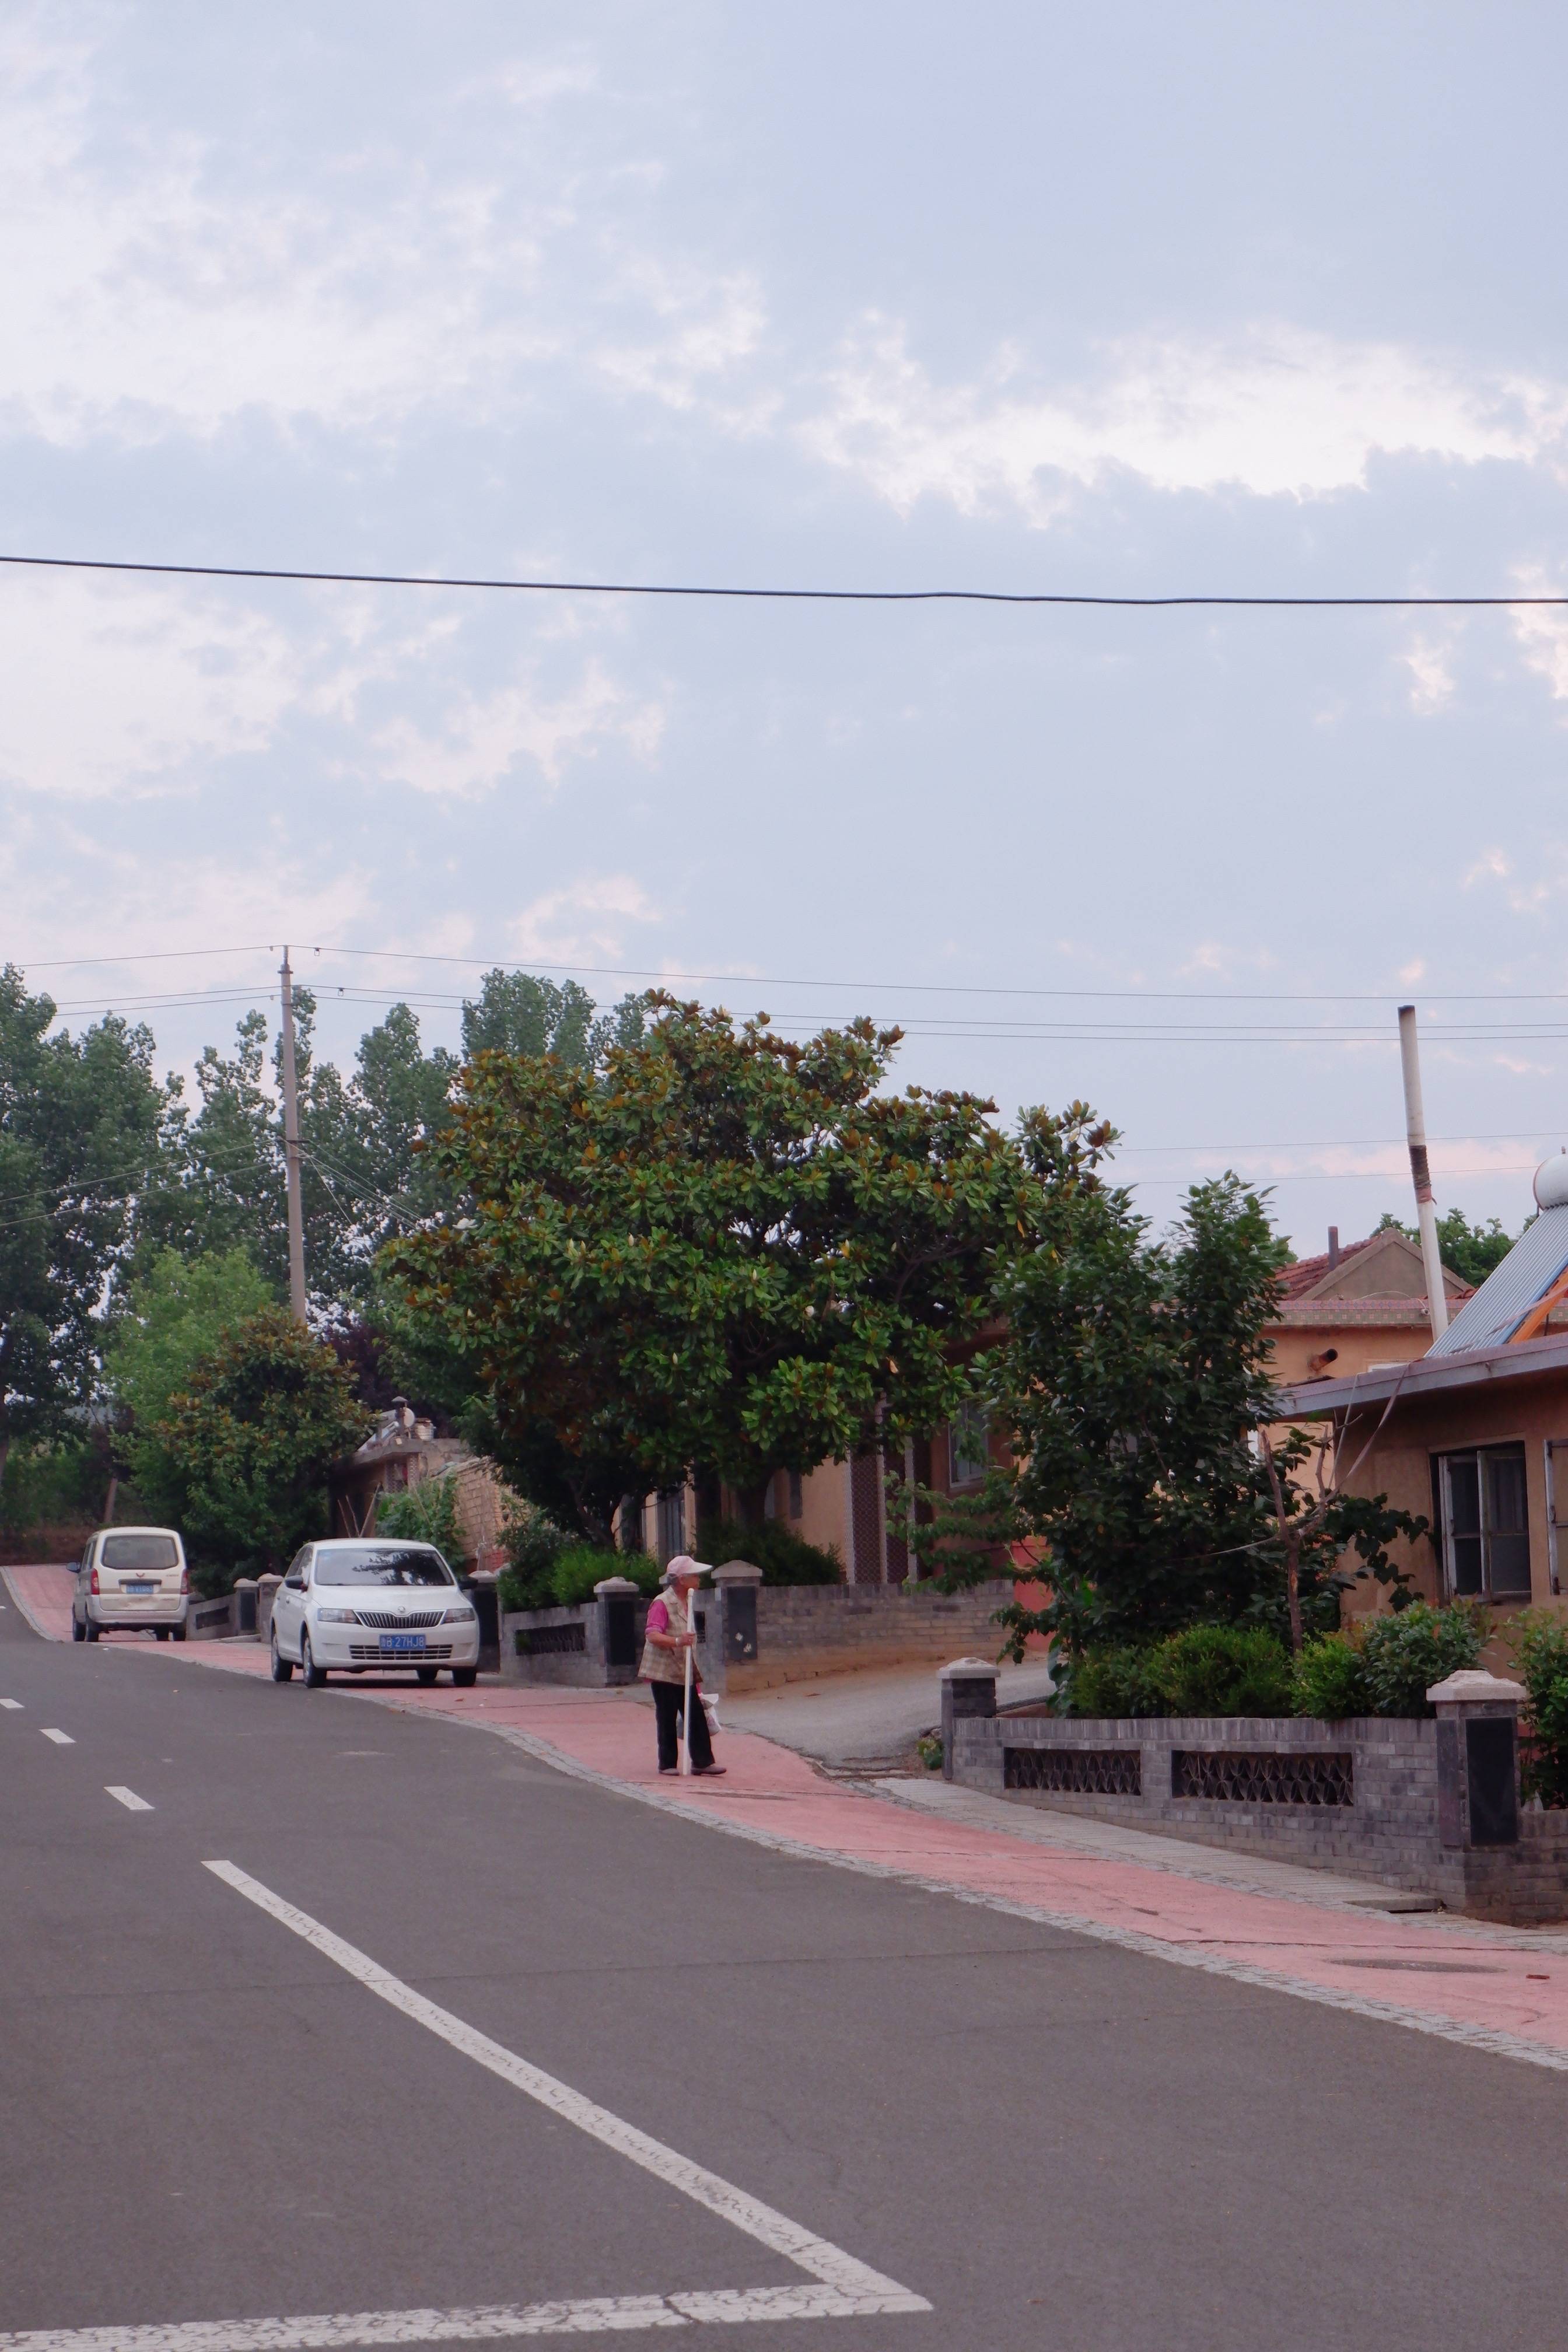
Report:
72,1527,190,1642
269,1538,480,1688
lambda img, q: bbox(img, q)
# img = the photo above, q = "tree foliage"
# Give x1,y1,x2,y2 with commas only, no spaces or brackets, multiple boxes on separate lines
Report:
385,998,1039,1541
0,966,173,1479
991,1110,1423,1655
149,1307,369,1583
1376,1206,1521,1288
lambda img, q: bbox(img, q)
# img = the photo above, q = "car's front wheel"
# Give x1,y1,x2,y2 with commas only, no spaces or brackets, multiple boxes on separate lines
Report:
415,1665,439,1686
452,1667,478,1688
300,1634,327,1689
270,1631,293,1684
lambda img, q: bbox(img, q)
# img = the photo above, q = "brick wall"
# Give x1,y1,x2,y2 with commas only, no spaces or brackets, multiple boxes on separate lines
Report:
950,1712,1568,1923
730,1578,1012,1694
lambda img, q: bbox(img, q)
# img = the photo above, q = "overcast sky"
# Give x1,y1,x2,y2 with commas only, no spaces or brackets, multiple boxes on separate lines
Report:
6,2,1568,1252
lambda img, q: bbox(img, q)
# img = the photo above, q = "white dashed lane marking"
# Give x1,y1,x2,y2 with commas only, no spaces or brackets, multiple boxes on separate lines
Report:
40,1728,74,1745
105,1786,153,1812
0,1698,21,1710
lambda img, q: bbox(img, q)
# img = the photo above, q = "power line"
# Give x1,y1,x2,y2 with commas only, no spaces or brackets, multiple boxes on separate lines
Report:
4,551,1568,610
22,937,1568,1007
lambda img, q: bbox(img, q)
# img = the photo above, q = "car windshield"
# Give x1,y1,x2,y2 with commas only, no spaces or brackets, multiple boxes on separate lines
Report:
313,1545,455,1588
102,1534,178,1571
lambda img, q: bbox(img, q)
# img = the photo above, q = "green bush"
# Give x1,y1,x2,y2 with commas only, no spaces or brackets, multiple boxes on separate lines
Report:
1508,1612,1568,1808
549,1544,657,1607
1294,1633,1373,1720
1149,1625,1295,1717
695,1515,841,1587
374,1475,463,1563
1359,1601,1483,1717
1061,1645,1163,1718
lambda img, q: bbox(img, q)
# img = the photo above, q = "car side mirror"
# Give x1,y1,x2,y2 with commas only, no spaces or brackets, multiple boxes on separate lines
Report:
284,1574,304,1591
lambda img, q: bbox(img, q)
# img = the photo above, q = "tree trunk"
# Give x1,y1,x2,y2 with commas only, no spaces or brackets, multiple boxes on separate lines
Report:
1285,1543,1304,1655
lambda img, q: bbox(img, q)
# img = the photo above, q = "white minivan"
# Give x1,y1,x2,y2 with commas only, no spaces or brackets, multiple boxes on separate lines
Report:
72,1527,190,1642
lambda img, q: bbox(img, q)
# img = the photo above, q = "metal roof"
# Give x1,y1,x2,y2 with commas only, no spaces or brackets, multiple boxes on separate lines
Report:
1427,1204,1568,1354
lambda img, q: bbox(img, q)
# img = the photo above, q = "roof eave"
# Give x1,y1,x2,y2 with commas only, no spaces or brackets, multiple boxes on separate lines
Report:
1273,1329,1568,1418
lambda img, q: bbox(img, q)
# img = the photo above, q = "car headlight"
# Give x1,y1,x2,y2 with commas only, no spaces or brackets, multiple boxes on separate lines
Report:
314,1607,359,1624
442,1604,477,1624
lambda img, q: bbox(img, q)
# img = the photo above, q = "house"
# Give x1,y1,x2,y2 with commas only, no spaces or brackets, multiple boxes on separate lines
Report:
1264,1224,1471,1390
1274,1160,1568,1630
328,1399,514,1572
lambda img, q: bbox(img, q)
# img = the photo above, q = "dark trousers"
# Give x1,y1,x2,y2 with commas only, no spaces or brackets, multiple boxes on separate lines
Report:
652,1678,714,1770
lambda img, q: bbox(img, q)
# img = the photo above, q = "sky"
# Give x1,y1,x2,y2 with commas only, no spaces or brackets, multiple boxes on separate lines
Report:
6,1,1568,1254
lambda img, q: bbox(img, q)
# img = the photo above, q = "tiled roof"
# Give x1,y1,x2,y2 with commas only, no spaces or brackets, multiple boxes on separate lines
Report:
1278,1236,1378,1300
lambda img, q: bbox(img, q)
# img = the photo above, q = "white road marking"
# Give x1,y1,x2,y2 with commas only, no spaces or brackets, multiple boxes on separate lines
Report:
106,1786,153,1812
204,1860,926,2317
40,1728,74,1745
0,1698,21,1710
0,2281,910,2350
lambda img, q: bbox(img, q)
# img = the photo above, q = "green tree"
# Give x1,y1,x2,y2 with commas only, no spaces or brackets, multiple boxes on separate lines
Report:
990,1114,1313,1653
103,1246,273,1518
460,970,645,1068
151,1307,370,1584
0,966,174,1484
384,998,1037,1541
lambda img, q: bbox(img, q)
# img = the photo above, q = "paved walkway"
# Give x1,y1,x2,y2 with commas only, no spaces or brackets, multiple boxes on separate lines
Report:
10,1560,1568,2075
720,1657,1057,1765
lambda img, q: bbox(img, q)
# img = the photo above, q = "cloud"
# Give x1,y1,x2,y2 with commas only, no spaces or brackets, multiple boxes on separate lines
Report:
1401,636,1455,715
798,318,1568,517
373,663,664,798
508,874,660,964
0,572,304,798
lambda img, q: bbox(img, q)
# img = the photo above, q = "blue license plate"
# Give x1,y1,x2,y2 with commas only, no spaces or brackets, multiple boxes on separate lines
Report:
379,1633,426,1655
125,1581,155,1595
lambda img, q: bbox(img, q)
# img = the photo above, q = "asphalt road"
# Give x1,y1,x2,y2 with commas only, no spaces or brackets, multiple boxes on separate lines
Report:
5,1600,1568,2352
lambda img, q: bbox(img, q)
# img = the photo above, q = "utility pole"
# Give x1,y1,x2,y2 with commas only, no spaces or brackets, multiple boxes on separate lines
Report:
1397,1003,1448,1342
279,947,308,1322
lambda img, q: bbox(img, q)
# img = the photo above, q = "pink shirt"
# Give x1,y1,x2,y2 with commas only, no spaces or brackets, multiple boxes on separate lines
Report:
646,1598,671,1636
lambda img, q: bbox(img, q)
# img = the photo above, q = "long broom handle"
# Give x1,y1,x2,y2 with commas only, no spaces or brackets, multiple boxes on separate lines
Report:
681,1597,695,1776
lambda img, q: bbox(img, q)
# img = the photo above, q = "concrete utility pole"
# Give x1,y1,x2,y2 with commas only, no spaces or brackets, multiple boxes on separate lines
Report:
279,947,308,1322
1397,1002,1448,1341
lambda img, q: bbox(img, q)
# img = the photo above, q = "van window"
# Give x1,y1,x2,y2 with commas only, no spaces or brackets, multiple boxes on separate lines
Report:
101,1534,180,1572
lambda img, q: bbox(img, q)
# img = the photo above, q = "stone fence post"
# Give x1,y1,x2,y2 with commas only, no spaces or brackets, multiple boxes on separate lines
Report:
710,1560,763,1690
940,1655,999,1784
1429,1670,1525,1850
593,1576,644,1684
256,1573,282,1643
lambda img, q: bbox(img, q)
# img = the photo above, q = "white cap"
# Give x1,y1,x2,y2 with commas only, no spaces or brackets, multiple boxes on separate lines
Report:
661,1554,709,1586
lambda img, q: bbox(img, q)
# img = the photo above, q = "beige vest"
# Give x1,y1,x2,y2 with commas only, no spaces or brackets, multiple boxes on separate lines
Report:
640,1587,698,1686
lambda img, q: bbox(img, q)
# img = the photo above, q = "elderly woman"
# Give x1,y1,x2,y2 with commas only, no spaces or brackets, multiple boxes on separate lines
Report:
640,1555,725,1776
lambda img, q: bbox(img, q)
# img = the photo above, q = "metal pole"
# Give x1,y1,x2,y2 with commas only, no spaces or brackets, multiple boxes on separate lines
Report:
1397,1003,1448,1339
279,947,308,1322
681,1586,695,1777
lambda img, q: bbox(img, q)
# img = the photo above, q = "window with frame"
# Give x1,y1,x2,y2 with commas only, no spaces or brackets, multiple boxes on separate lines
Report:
947,1402,991,1489
1436,1444,1532,1601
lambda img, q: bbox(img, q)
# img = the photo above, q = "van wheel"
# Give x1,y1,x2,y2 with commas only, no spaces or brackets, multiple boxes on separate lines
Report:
155,1628,169,1642
270,1632,293,1684
85,1620,99,1643
72,1615,86,1643
300,1635,327,1689
172,1626,187,1643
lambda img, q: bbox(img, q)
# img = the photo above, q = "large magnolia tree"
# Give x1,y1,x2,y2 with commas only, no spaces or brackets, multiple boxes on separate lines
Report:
383,998,1040,1542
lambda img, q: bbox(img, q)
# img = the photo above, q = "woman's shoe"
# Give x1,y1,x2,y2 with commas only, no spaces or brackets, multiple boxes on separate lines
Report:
693,1763,727,1776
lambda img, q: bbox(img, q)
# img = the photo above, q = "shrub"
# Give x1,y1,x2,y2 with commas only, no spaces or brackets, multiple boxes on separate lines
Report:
496,1496,570,1609
1294,1632,1373,1720
695,1516,841,1587
1359,1601,1483,1718
548,1544,659,1608
1149,1625,1295,1717
374,1475,463,1564
1060,1645,1163,1718
1508,1612,1568,1808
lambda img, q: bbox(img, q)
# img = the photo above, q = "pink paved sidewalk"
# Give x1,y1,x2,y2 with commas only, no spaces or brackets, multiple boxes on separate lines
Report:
9,1560,1568,2070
